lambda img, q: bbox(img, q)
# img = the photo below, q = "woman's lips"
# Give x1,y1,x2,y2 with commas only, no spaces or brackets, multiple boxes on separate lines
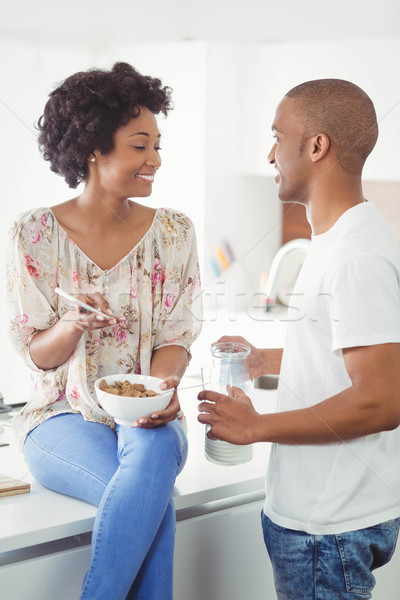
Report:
135,174,154,183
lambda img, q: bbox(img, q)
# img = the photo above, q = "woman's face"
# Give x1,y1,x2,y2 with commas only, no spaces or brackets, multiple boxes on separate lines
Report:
91,106,162,200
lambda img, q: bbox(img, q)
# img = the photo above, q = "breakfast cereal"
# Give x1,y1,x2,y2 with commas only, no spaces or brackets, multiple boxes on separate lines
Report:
99,380,159,397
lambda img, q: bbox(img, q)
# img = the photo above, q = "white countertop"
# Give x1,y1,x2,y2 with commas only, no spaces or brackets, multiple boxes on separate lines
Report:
0,308,286,556
0,384,278,555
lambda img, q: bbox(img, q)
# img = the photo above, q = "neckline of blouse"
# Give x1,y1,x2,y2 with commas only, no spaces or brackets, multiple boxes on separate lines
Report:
46,207,161,274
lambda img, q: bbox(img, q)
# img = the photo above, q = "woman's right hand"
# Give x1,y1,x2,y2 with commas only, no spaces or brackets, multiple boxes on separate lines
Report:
61,292,125,332
30,292,125,370
213,335,267,379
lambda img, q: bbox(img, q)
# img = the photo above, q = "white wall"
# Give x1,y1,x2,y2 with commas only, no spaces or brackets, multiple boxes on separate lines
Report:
2,36,400,403
241,38,400,181
2,0,399,45
1,39,281,403
0,40,209,403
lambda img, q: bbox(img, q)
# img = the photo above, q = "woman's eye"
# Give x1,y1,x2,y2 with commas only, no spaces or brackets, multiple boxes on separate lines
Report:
132,146,162,151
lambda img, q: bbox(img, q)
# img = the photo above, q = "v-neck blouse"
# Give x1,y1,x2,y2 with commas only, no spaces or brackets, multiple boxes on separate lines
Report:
46,206,161,273
7,207,202,448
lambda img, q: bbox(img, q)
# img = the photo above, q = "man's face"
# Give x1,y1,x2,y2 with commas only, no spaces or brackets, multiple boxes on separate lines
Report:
268,97,311,205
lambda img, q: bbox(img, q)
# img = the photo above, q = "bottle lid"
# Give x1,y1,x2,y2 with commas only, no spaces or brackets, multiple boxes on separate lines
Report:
211,342,250,359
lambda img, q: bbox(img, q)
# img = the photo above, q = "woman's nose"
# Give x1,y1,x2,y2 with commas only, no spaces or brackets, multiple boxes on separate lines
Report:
146,149,162,168
268,143,276,165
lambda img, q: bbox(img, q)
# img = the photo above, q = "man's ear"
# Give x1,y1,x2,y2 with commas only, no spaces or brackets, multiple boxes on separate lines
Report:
310,133,330,163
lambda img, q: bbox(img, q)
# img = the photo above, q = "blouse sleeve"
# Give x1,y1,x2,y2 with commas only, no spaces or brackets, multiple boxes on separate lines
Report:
153,211,203,356
7,209,59,371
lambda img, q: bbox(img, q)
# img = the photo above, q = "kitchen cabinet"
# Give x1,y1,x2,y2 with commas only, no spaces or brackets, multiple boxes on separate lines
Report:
0,496,274,600
174,495,275,600
2,494,400,600
242,38,400,181
1,544,91,600
373,544,400,600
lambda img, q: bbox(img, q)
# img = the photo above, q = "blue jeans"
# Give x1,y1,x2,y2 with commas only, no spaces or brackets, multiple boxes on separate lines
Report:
24,413,188,600
261,512,400,600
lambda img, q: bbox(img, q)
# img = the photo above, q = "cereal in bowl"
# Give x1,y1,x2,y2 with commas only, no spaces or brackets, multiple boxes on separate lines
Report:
99,380,158,398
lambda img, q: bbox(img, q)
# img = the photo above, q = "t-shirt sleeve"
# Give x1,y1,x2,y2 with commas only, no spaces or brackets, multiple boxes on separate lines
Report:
7,210,59,371
330,252,400,355
153,214,203,356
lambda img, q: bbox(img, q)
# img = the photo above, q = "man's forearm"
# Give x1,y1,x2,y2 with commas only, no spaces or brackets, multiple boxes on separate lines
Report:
257,348,283,377
253,383,399,445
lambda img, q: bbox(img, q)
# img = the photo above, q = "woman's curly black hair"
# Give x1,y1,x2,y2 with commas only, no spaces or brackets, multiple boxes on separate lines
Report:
37,62,173,188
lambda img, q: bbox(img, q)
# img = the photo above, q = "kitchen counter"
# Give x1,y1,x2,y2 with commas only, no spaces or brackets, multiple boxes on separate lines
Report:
0,307,286,599
0,381,279,600
0,382,276,556
0,306,287,557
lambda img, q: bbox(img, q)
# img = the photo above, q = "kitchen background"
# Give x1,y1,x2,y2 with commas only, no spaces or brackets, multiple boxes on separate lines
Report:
1,0,400,405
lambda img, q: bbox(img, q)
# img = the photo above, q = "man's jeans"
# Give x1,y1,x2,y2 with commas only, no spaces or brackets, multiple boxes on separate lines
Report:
261,511,400,599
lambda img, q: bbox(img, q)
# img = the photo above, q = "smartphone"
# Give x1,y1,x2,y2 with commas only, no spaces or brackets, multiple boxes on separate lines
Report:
55,288,113,319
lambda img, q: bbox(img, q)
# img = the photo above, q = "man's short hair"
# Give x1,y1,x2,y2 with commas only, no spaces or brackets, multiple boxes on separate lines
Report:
286,79,378,175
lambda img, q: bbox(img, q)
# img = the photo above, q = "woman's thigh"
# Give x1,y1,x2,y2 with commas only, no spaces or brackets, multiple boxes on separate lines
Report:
24,413,119,505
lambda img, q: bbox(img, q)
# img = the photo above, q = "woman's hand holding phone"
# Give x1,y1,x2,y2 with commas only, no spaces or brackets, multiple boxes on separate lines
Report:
61,291,125,332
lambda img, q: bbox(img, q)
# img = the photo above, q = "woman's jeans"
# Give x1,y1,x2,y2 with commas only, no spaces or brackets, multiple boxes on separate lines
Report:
261,511,400,600
24,413,188,600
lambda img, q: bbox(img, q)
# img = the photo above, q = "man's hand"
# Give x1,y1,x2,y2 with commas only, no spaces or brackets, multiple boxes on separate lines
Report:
214,336,280,379
197,386,260,445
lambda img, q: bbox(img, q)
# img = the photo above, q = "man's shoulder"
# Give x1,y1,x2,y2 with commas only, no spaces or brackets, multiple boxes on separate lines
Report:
330,203,400,270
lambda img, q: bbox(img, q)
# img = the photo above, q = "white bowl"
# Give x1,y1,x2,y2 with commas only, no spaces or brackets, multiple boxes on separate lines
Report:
94,374,173,426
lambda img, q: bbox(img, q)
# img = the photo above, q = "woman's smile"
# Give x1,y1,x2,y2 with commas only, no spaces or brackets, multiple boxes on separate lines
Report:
136,173,155,183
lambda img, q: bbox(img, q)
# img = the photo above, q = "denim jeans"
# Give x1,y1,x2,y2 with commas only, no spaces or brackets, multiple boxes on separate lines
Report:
24,413,188,600
261,512,400,600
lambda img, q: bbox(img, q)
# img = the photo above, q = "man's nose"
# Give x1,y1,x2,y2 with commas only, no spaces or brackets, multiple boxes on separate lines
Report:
268,143,276,165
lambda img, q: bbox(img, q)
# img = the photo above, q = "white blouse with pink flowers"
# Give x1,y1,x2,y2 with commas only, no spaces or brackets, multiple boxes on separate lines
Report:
7,207,202,449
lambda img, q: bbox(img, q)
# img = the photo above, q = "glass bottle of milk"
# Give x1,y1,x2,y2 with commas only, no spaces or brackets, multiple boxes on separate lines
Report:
202,342,254,465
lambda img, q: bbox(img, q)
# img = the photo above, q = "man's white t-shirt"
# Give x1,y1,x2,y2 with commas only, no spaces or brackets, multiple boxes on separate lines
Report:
263,202,400,535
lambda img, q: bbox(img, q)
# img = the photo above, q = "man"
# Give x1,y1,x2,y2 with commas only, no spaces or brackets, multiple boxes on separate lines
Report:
198,79,400,599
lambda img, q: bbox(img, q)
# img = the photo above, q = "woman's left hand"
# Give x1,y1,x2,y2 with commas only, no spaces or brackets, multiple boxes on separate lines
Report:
133,375,181,429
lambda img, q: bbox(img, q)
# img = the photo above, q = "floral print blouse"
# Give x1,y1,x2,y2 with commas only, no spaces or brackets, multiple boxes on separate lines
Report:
7,207,202,449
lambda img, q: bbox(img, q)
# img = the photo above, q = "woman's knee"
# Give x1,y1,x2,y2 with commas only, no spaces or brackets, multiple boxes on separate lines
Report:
118,421,187,469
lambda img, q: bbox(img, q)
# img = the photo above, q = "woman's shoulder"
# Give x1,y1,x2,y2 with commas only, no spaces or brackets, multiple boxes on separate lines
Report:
155,207,195,237
10,207,57,245
11,206,54,228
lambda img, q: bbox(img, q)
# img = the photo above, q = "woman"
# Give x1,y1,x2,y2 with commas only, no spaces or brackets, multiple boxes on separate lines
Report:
7,62,202,599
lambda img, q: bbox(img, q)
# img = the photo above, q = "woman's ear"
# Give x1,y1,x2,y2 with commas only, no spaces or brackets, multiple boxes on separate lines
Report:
310,133,330,163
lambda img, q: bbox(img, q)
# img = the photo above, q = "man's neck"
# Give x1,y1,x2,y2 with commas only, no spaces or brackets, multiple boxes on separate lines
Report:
305,174,365,235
